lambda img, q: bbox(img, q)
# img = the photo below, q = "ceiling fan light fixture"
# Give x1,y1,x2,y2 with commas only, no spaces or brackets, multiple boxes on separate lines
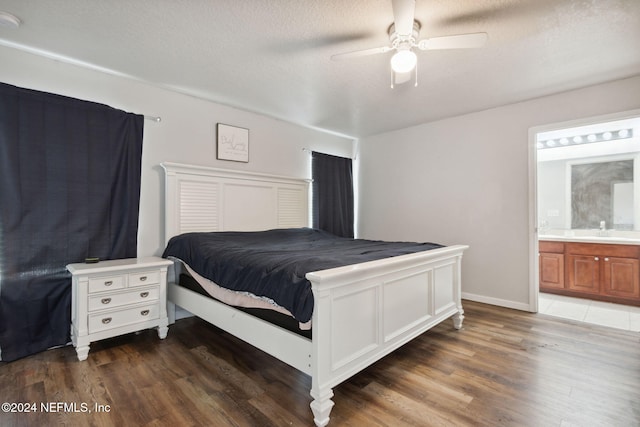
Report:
0,11,21,28
390,49,417,74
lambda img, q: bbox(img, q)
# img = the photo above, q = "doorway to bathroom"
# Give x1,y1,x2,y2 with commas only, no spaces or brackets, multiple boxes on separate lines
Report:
532,110,640,331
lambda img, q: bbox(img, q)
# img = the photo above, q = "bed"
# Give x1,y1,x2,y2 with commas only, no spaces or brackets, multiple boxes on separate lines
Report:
161,162,468,426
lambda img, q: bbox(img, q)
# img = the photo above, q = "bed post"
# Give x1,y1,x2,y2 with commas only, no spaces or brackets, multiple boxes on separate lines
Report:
310,388,334,427
309,279,334,427
452,252,465,330
452,306,464,329
165,256,182,325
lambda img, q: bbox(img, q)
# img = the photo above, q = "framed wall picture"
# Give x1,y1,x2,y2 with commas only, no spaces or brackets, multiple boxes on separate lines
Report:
217,123,249,162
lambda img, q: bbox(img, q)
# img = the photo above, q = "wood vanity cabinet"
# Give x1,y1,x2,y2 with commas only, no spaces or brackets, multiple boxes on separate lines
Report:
539,240,640,305
539,241,565,289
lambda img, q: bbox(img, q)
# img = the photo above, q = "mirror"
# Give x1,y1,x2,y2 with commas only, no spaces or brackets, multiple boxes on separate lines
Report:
570,160,633,230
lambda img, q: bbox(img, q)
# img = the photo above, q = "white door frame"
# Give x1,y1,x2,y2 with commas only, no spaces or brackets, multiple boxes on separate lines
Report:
528,108,640,312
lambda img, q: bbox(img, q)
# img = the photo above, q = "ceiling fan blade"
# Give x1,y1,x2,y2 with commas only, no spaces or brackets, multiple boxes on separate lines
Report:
417,32,488,50
330,46,393,61
391,0,416,36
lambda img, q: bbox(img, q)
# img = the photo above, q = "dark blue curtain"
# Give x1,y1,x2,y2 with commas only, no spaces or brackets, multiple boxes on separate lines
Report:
0,82,144,361
312,151,354,238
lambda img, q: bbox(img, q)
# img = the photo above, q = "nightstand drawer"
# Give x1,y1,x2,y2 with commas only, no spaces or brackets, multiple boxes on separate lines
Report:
88,303,159,334
88,276,125,293
128,270,160,287
87,286,159,312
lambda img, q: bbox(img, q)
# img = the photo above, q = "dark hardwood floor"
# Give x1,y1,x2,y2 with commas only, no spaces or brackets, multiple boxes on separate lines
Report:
1,300,639,426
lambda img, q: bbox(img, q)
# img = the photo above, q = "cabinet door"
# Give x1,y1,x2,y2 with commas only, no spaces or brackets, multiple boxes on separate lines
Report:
567,255,600,294
602,256,640,298
539,253,565,289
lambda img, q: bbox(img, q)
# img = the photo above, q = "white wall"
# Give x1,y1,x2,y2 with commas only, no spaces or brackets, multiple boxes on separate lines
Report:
538,160,568,230
357,75,640,310
0,46,354,257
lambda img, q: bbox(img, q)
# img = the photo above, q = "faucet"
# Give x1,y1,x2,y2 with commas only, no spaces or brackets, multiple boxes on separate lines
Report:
599,220,607,236
539,219,549,234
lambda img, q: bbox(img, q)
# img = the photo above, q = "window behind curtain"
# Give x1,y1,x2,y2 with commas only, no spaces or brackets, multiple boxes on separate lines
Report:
0,82,144,361
312,151,354,238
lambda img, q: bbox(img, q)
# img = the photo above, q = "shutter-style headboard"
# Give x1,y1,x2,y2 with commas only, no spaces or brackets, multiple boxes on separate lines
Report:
161,162,310,245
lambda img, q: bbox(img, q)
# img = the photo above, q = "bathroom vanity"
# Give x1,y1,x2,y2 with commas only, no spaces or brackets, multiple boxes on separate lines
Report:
539,238,640,306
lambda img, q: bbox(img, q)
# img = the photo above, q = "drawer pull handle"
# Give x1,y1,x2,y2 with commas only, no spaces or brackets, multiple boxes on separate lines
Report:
594,257,599,261
140,310,150,316
101,298,111,304
140,292,149,298
104,281,113,286
604,257,609,262
139,276,147,282
102,317,112,324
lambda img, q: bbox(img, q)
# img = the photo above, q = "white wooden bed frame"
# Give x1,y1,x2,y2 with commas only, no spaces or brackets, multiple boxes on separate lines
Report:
161,162,468,426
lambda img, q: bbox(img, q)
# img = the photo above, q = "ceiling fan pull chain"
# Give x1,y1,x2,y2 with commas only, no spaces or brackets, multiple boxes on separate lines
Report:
390,68,394,89
414,61,418,87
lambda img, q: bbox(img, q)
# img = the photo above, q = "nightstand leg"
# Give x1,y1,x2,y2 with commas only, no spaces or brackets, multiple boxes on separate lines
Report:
157,317,169,339
72,325,90,361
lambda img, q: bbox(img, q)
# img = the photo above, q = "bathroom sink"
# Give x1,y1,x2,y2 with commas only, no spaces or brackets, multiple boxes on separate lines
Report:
539,234,640,244
576,236,639,242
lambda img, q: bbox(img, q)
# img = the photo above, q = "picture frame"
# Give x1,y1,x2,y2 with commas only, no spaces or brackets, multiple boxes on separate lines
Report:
217,123,249,162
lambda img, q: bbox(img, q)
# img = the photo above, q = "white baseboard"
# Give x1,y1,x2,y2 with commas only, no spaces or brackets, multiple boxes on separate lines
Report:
462,292,534,312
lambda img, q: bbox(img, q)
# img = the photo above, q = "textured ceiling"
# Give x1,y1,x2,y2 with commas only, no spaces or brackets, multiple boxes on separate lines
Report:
0,0,639,138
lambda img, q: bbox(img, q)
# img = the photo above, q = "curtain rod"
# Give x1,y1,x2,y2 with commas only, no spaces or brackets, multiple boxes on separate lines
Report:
144,115,161,122
302,148,357,160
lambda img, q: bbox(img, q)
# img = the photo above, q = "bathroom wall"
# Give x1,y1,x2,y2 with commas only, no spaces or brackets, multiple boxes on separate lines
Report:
538,160,568,230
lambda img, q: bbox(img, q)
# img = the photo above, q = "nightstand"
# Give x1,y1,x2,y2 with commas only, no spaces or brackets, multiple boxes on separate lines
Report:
66,257,173,361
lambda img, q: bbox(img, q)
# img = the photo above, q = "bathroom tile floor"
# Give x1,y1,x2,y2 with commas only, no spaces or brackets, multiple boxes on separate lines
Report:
539,293,640,331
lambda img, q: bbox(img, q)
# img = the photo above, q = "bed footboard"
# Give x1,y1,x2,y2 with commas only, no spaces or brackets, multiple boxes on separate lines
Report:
306,244,467,426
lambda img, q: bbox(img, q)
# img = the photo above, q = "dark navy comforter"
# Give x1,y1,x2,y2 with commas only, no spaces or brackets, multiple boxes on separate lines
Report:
162,228,443,323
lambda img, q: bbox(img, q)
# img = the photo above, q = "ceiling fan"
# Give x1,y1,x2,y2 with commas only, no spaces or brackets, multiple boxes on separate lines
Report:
331,0,488,87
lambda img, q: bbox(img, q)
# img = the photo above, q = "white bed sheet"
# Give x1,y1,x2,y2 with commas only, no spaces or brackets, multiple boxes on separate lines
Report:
170,256,312,330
